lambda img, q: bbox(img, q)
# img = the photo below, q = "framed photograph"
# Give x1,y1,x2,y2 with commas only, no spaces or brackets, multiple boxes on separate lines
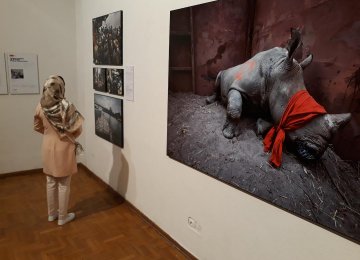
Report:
92,11,123,66
5,53,39,94
107,68,123,96
93,67,107,92
94,93,123,148
167,1,360,243
0,53,7,94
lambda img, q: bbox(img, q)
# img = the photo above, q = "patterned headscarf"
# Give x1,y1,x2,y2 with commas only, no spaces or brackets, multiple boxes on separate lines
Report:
40,75,84,153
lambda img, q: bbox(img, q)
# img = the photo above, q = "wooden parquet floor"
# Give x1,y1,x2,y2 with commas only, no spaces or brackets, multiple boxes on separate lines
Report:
0,167,192,260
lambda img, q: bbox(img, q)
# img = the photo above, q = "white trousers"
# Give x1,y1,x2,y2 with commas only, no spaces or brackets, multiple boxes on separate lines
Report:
46,175,72,221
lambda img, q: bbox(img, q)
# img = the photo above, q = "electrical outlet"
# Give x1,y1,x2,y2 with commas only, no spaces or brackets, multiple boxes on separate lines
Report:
187,217,201,233
188,217,195,227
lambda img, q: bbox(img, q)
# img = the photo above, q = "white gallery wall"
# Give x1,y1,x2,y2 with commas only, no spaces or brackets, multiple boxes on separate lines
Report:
0,0,79,173
75,0,360,259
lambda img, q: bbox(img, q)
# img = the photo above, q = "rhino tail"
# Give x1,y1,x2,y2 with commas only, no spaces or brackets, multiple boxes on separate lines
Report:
215,70,223,89
206,71,222,104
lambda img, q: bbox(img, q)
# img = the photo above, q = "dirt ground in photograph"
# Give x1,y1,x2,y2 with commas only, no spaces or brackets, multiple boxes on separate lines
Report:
167,92,360,242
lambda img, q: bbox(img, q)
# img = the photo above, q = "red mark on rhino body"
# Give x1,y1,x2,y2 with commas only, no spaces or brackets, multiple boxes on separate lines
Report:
235,59,256,81
236,71,243,80
248,60,256,71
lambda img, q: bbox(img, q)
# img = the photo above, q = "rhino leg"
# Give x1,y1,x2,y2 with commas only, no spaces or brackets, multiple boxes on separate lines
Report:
206,93,218,104
223,89,242,139
256,118,273,135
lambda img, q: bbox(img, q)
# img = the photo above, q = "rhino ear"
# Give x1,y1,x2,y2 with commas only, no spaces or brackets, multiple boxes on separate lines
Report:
325,113,351,134
300,54,313,70
287,28,302,61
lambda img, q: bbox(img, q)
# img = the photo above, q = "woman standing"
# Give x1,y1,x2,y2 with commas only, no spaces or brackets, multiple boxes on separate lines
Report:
34,75,84,226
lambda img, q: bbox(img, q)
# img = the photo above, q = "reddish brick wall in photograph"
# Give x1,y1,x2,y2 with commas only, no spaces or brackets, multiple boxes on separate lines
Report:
192,0,250,96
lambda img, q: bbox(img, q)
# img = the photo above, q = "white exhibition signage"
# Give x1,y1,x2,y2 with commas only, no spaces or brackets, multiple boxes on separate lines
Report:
0,54,7,94
124,66,134,101
5,53,40,94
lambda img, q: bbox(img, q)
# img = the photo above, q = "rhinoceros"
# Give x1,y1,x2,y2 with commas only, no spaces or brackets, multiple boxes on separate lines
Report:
207,28,351,163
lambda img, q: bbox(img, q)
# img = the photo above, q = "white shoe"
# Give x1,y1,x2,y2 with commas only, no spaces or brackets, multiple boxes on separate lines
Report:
58,213,75,226
48,215,58,222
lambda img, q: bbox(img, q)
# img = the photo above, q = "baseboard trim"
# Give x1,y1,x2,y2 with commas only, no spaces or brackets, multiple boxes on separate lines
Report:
0,168,42,178
78,163,197,260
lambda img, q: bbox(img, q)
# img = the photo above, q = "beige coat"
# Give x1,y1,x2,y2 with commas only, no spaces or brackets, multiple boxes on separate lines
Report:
34,103,82,177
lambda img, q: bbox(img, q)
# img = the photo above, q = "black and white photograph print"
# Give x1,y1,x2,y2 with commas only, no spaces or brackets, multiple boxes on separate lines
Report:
11,69,24,79
93,67,107,92
92,10,123,66
107,68,123,96
94,93,123,148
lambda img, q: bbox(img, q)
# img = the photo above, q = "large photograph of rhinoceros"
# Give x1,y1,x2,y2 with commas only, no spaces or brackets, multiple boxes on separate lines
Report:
167,0,360,243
